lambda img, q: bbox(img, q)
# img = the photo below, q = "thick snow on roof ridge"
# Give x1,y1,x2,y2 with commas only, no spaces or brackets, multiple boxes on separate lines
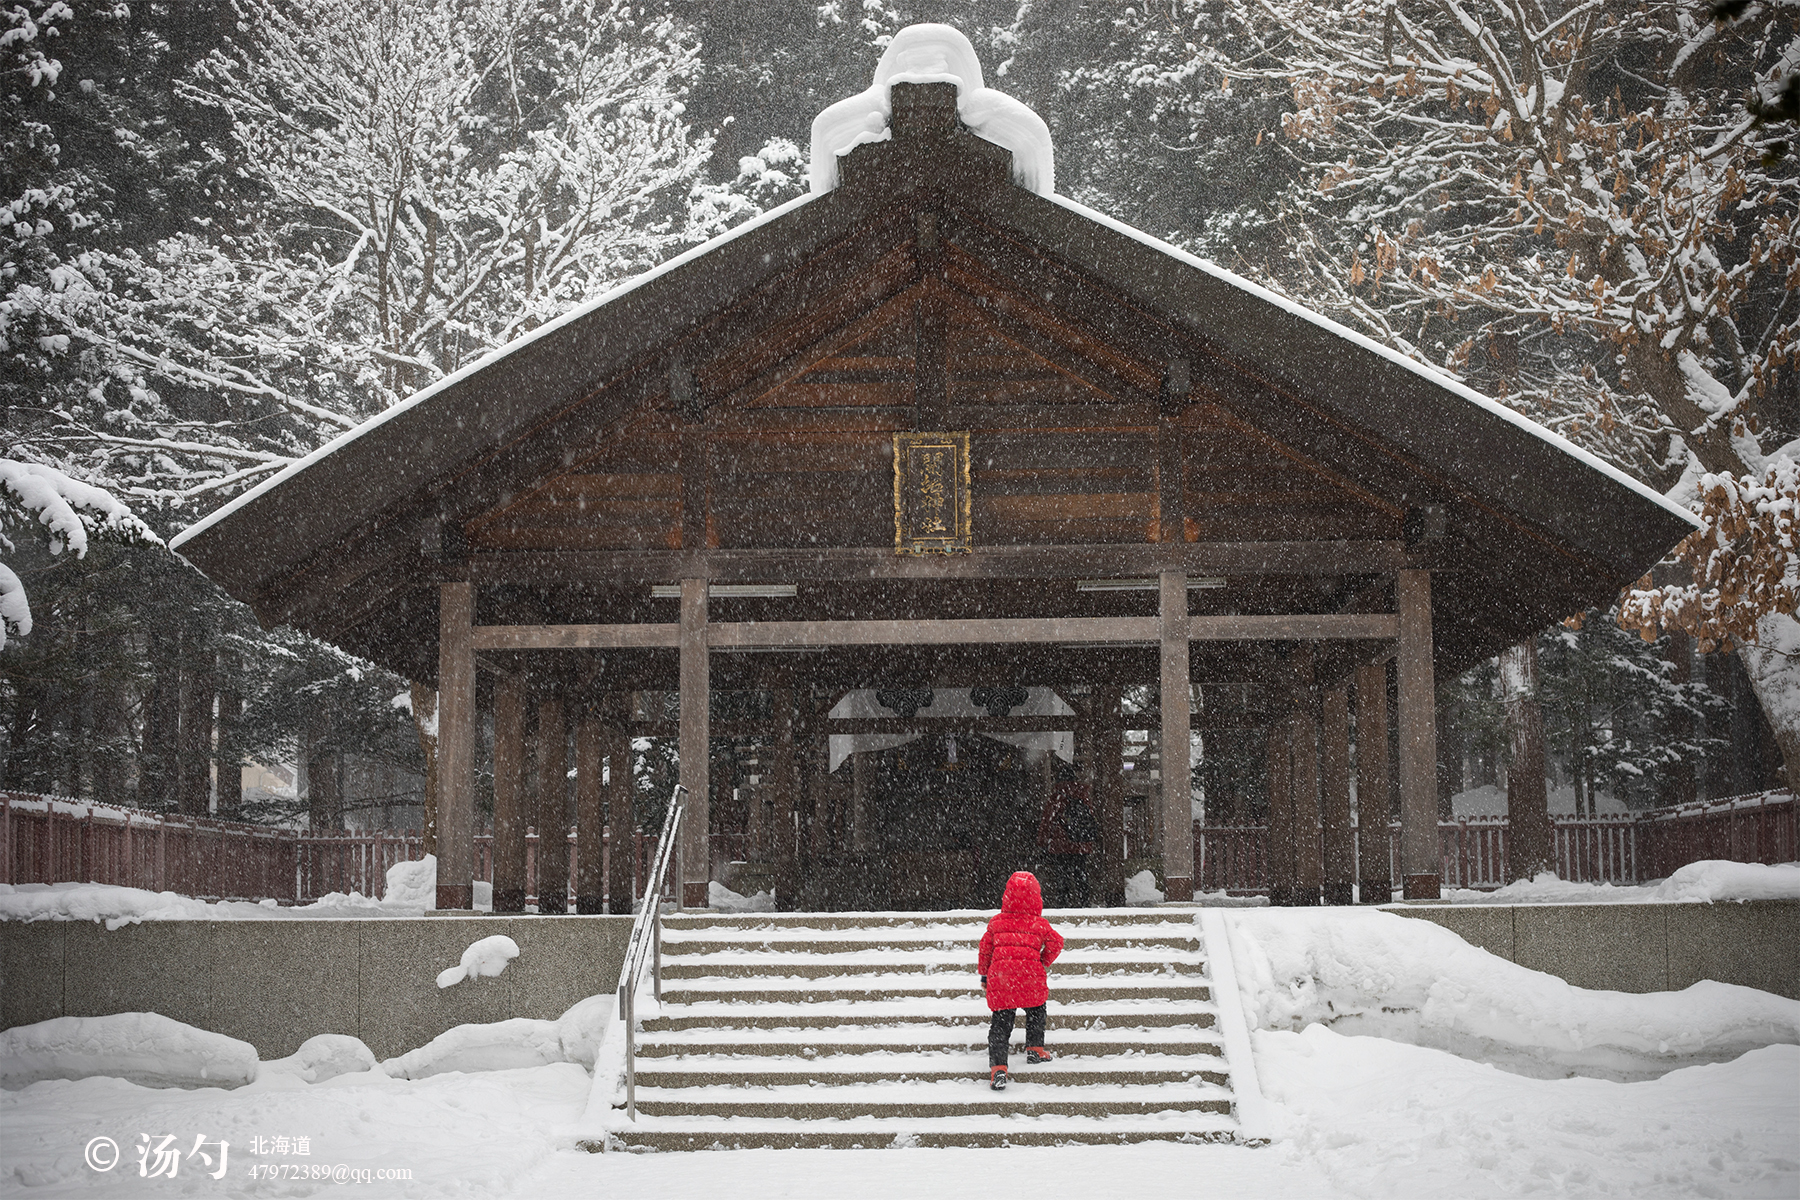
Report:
809,24,1054,196
169,191,822,552
1045,194,1700,530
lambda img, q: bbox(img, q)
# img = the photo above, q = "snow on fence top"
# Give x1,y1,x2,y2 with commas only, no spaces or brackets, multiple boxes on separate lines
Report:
808,23,1054,196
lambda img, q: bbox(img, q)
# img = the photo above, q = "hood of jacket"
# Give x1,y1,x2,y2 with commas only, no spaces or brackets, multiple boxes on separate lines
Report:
1000,870,1043,916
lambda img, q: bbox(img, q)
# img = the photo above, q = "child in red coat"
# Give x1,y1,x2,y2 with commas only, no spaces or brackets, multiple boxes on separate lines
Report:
977,870,1065,1090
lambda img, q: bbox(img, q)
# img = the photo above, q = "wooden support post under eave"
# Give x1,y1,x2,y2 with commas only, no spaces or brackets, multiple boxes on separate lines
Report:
435,582,475,910
1501,637,1554,883
492,674,527,914
679,577,710,909
536,696,569,913
1095,686,1126,907
1159,570,1194,902
1320,683,1355,905
1290,646,1323,906
1397,569,1441,899
1266,717,1294,905
574,706,604,914
603,694,635,914
1355,661,1393,904
773,687,798,909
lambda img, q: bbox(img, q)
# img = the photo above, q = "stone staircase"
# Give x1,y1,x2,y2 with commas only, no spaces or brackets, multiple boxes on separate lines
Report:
607,909,1244,1149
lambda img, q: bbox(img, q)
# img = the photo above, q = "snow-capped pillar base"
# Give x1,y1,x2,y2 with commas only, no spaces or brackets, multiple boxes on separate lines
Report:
1355,660,1394,904
436,581,476,910
679,577,710,910
1160,570,1194,902
1397,570,1440,900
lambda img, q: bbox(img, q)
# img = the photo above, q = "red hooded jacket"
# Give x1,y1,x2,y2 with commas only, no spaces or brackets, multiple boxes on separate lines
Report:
977,871,1064,1011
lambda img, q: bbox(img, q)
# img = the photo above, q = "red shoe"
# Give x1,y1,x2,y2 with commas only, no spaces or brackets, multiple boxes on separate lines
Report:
1026,1046,1053,1064
989,1066,1008,1090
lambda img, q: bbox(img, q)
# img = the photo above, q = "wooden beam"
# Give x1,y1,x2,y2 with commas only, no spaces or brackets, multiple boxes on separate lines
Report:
436,582,476,910
709,616,1159,648
678,577,710,909
472,624,680,650
1160,570,1194,902
464,541,1424,586
1187,614,1397,641
1396,569,1439,899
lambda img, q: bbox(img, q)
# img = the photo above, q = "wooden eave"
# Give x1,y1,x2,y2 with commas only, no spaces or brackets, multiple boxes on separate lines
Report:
172,108,1691,686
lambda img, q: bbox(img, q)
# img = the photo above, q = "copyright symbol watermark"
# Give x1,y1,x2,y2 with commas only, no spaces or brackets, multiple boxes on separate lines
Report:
83,1137,119,1172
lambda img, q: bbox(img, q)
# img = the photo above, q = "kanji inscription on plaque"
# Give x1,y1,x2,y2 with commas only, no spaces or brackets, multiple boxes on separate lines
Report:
893,431,971,554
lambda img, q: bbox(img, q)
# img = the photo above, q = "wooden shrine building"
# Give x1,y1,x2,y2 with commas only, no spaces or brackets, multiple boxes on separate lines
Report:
172,79,1693,912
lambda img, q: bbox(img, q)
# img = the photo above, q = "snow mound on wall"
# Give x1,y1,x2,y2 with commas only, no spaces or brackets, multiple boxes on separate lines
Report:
383,854,437,908
809,23,1053,196
1123,870,1164,905
258,1034,379,1084
708,881,775,912
0,1012,259,1090
1442,860,1800,905
1653,860,1800,902
0,881,432,927
436,934,520,988
1225,908,1800,1081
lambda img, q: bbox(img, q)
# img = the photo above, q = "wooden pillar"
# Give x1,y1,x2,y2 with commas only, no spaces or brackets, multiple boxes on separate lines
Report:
1397,570,1440,899
491,674,527,913
604,693,635,914
575,704,603,914
435,581,475,910
1501,637,1553,883
1095,687,1126,906
850,749,869,853
679,577,710,909
1355,661,1393,903
772,687,798,909
1291,647,1322,906
1159,569,1194,901
1266,717,1294,904
1321,682,1354,905
536,696,569,913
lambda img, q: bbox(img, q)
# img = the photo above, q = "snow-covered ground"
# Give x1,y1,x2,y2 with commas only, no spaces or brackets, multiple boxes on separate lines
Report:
3,903,1796,1197
1442,860,1800,905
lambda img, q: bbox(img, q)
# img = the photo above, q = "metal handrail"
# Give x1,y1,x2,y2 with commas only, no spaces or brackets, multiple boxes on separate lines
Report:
617,784,686,1121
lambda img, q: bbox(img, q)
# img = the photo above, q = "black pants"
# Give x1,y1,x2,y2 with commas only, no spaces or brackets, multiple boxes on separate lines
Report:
987,1005,1046,1067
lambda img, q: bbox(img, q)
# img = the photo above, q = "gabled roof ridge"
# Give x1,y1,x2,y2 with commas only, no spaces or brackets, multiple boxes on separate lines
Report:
1043,193,1699,531
170,191,824,553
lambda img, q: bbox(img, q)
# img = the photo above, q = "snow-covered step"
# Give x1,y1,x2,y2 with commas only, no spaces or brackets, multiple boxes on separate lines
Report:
634,1052,1229,1088
635,1030,1224,1060
658,951,1208,979
610,1113,1239,1151
630,1078,1234,1120
640,1001,1218,1032
658,976,1212,1005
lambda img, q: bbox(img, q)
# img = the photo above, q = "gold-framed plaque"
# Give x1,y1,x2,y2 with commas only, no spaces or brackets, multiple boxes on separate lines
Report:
893,431,972,554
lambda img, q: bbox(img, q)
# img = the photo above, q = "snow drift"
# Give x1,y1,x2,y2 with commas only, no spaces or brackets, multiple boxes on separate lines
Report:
0,1012,259,1090
435,934,521,988
1223,908,1800,1081
257,1033,380,1084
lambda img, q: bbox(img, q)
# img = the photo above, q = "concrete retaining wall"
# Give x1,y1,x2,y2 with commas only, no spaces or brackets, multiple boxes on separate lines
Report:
1390,900,1800,999
0,914,633,1060
4,904,1794,1062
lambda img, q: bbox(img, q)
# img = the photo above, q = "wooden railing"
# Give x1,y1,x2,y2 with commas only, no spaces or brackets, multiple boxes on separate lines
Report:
6,788,1791,903
1193,790,1793,894
1,792,739,907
